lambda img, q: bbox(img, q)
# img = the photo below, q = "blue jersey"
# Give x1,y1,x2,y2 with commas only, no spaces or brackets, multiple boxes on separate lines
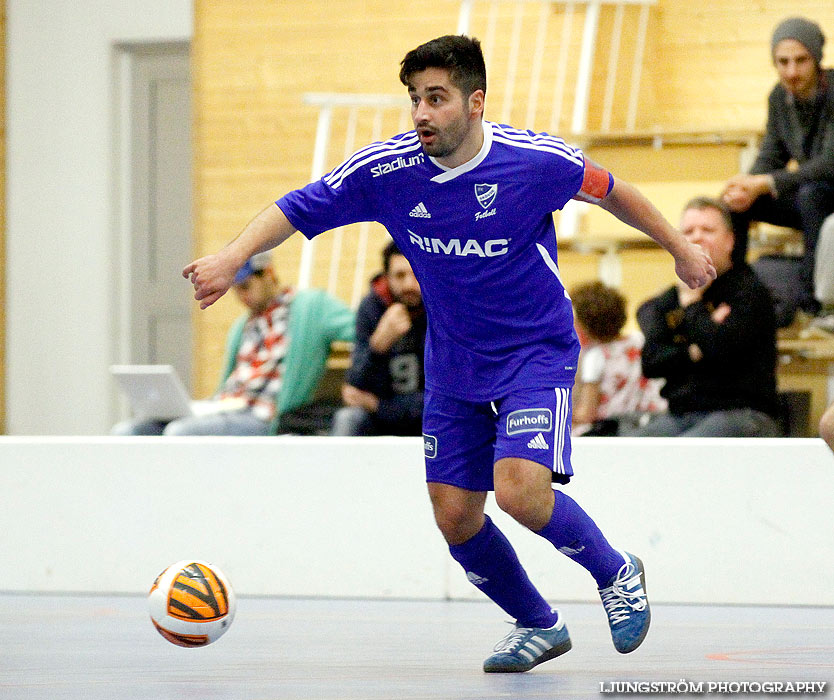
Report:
278,121,594,402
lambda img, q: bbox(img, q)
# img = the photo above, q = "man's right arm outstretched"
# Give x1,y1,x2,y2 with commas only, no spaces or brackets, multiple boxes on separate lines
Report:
182,203,297,309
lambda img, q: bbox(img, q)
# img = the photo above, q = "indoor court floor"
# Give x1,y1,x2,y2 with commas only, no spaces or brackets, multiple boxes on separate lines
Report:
1,595,831,699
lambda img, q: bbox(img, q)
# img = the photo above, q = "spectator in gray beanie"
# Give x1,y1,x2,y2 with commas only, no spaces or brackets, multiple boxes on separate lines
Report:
721,15,834,323
771,17,824,65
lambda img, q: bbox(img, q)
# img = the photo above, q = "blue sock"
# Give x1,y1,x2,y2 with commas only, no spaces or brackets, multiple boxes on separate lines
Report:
535,490,624,587
449,515,558,628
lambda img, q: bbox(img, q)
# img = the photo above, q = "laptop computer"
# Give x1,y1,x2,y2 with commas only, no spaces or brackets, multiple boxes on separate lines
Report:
110,364,194,421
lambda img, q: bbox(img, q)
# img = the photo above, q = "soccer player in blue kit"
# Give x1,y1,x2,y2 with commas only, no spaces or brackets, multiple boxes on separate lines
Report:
184,35,716,672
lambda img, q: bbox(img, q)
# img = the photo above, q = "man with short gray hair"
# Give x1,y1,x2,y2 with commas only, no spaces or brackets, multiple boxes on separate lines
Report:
629,197,782,438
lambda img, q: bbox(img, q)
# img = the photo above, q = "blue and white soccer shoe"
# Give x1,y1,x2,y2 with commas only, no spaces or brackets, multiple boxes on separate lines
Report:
483,612,572,673
598,551,651,653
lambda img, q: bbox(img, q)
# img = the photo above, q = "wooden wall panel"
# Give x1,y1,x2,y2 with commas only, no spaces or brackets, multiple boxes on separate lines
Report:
192,0,834,396
648,1,834,128
192,0,456,394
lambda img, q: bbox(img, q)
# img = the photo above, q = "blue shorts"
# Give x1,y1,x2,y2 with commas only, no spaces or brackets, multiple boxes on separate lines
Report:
422,386,574,492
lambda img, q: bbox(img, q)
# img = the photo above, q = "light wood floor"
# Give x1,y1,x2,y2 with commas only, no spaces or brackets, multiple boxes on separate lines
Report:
1,595,831,699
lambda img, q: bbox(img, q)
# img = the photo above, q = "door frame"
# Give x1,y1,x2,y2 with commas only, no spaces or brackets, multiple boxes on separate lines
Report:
111,40,192,422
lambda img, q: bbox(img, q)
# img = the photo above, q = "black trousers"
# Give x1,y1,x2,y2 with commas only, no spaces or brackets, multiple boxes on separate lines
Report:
731,179,834,311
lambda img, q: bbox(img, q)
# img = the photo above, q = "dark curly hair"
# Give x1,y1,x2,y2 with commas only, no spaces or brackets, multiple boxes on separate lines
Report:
381,239,404,273
571,281,627,343
399,35,487,98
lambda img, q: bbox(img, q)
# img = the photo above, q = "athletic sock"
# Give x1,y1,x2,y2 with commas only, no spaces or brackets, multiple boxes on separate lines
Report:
534,490,624,587
448,515,558,628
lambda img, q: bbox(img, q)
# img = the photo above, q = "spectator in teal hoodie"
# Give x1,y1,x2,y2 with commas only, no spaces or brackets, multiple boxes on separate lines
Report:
112,252,354,435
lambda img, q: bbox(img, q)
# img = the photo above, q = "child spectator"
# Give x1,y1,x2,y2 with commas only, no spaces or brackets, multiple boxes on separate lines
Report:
571,281,666,436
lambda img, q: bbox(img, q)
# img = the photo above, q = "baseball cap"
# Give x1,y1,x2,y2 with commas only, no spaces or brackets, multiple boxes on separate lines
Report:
233,252,273,285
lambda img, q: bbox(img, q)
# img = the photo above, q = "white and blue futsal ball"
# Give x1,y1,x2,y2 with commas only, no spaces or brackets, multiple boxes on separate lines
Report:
148,560,236,647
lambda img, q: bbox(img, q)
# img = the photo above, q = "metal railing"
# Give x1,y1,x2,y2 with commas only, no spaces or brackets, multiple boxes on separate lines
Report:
297,0,656,297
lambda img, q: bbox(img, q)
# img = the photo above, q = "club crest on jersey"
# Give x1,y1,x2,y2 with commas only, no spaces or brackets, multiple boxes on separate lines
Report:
423,433,437,459
506,408,553,435
475,183,498,209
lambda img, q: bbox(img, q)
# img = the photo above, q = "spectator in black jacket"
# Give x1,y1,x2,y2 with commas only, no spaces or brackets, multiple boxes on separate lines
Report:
625,197,783,437
330,240,426,436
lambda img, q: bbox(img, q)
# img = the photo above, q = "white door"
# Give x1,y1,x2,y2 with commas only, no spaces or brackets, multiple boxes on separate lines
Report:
116,43,193,393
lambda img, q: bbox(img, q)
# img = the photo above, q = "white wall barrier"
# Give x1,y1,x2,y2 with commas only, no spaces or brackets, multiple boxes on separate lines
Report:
1,437,832,606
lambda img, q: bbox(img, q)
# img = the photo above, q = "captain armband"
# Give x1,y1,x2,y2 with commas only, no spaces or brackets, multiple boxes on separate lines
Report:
573,160,614,204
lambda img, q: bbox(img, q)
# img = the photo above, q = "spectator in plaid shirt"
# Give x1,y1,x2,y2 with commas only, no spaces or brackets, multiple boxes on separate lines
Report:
112,252,354,435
